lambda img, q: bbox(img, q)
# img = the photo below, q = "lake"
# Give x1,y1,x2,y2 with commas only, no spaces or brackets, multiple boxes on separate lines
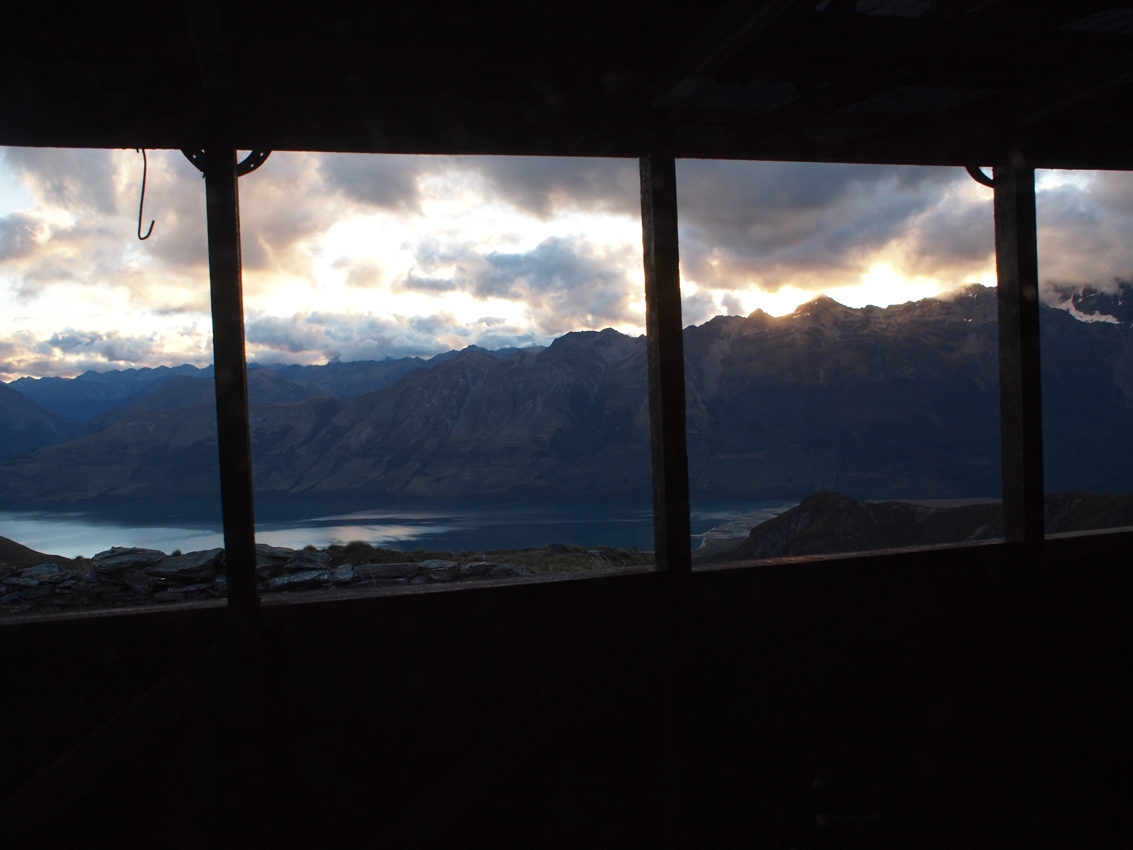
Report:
0,498,795,559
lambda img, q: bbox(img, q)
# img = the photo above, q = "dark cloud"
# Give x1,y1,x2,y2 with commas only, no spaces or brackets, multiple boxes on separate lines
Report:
316,154,426,211
465,156,639,219
0,212,42,262
481,238,620,297
472,330,547,350
412,239,478,273
1036,171,1133,297
314,154,639,219
400,273,461,293
0,148,211,307
321,153,638,217
1,148,120,214
681,290,718,326
43,329,160,365
48,330,103,351
408,313,467,338
672,162,1133,303
674,160,981,291
237,153,341,275
129,152,210,271
388,235,640,335
904,191,994,272
244,305,567,363
476,237,639,333
1088,169,1133,218
719,293,745,316
244,311,482,363
0,327,181,378
389,241,477,294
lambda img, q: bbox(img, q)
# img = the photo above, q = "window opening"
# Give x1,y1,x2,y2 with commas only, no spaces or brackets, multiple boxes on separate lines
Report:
673,159,1006,566
234,153,656,592
1036,168,1133,536
0,150,664,614
0,146,227,616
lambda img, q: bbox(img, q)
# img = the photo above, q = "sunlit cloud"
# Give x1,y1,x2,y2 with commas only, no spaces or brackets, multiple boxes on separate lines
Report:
674,160,996,302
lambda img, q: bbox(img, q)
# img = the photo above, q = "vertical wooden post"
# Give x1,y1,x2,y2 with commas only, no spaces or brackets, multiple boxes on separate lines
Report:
993,161,1045,544
640,152,692,576
204,146,259,607
641,149,694,849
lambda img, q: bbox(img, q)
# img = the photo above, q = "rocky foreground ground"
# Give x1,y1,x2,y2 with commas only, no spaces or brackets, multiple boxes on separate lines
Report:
693,491,1133,563
0,539,654,617
7,488,1129,616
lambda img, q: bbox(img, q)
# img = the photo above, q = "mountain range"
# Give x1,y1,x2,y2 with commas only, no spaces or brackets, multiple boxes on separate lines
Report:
8,363,215,425
1,283,1130,502
9,344,542,428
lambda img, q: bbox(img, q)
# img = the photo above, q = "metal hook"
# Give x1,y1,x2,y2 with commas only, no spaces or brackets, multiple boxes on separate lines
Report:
136,149,154,240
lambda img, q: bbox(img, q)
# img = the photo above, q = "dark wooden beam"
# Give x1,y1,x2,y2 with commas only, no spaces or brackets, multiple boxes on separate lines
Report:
993,160,1045,544
203,147,259,607
655,0,804,103
639,152,691,576
637,149,695,848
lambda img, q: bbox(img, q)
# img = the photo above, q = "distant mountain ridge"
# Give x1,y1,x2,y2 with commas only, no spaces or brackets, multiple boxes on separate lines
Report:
82,370,337,433
5,345,549,423
1,285,1131,502
0,344,549,462
9,364,214,423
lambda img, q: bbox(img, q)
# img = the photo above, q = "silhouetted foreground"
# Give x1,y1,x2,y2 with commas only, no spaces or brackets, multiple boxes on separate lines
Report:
698,491,1133,563
0,539,653,616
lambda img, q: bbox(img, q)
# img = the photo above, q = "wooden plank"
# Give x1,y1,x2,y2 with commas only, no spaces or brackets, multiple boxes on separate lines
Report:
639,153,692,575
993,161,1045,544
204,147,259,607
0,641,225,844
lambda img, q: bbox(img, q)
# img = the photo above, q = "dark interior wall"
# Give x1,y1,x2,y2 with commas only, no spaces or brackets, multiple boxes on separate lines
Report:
1,572,671,849
686,537,1133,848
3,536,1131,849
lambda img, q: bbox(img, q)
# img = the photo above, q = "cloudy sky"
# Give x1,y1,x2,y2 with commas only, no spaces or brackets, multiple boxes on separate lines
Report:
0,147,1131,381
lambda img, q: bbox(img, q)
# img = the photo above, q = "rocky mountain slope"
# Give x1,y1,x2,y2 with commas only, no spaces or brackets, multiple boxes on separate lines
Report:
9,364,213,423
4,347,539,425
0,382,81,458
1,285,1130,502
683,285,1003,498
256,358,426,399
83,369,336,432
699,490,1133,562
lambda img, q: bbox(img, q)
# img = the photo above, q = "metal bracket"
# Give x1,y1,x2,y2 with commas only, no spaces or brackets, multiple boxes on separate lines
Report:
236,150,270,176
181,149,272,177
966,165,996,188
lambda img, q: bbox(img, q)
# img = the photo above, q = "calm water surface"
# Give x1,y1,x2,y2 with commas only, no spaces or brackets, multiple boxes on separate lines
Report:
0,498,794,558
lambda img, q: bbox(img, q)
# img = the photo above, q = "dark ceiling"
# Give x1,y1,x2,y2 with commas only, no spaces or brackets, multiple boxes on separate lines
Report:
1,0,1130,167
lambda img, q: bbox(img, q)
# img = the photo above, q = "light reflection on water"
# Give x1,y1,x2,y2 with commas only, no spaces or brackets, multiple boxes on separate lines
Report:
0,498,794,558
255,523,456,550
